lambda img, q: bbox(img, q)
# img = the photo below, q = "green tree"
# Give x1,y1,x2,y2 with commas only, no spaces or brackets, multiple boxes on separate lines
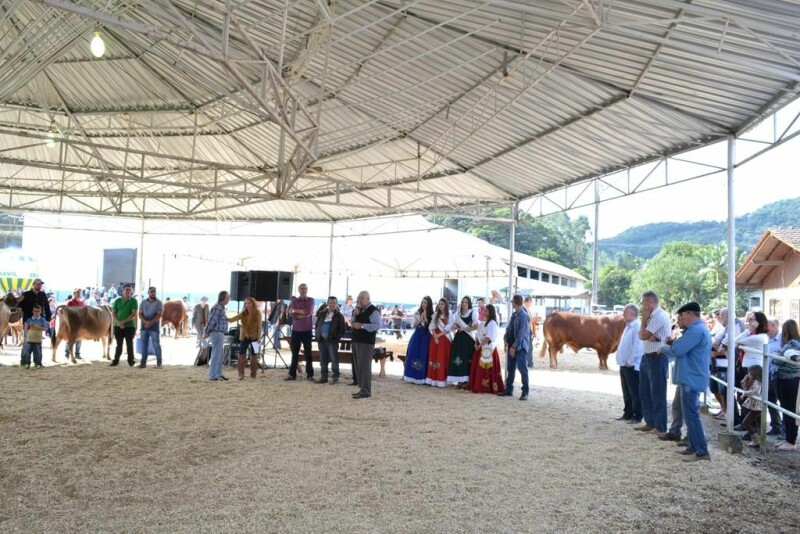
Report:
597,265,633,307
629,241,749,313
628,242,709,312
433,209,591,271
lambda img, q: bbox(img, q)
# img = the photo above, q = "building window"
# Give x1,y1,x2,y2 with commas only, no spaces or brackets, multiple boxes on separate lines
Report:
791,300,799,323
530,270,539,280
769,299,782,321
517,266,528,277
561,277,569,286
541,273,550,283
569,279,577,288
552,275,559,285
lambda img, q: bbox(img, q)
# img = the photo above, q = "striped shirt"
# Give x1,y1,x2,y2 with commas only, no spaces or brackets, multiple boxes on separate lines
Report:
205,302,228,335
642,307,671,354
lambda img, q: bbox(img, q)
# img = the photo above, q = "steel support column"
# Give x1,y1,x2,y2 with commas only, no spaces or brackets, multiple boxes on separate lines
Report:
725,135,737,431
507,201,518,322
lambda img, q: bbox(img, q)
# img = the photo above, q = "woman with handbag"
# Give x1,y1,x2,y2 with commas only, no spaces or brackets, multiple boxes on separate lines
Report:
467,304,505,394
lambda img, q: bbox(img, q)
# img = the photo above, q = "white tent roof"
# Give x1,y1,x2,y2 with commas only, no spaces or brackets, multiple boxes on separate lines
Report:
1,1,799,221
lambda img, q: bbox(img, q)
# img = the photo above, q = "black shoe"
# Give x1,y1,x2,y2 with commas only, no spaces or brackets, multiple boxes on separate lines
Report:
741,432,752,441
767,428,782,436
306,376,314,381
74,355,82,360
110,361,119,367
497,391,512,397
128,361,135,367
331,378,339,384
519,395,528,401
733,424,744,431
615,415,631,421
348,381,358,386
352,391,364,398
284,376,296,381
627,418,642,425
353,392,371,399
315,378,329,384
220,376,229,381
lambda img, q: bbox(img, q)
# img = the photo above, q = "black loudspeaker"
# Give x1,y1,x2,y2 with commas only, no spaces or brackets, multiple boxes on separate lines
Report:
103,248,137,289
230,271,250,301
249,271,294,301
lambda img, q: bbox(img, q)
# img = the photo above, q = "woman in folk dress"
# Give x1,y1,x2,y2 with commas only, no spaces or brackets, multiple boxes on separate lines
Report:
468,304,504,394
426,298,452,387
403,296,434,384
447,296,478,387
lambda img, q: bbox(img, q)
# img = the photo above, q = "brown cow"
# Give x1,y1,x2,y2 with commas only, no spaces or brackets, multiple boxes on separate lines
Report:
539,312,626,370
161,300,187,339
0,303,9,350
9,318,22,346
52,305,113,363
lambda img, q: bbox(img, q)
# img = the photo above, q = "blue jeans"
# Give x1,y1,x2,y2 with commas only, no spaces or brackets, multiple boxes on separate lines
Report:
504,348,529,396
208,331,225,380
140,329,162,366
22,342,42,366
639,353,668,431
64,340,82,357
271,322,282,350
318,339,340,379
680,385,708,456
620,366,641,420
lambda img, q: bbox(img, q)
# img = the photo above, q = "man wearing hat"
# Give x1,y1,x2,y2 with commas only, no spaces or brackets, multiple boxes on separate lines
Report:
660,302,712,462
18,278,52,366
192,297,209,347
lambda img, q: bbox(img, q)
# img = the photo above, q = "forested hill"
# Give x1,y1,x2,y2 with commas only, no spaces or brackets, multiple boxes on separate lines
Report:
599,197,800,259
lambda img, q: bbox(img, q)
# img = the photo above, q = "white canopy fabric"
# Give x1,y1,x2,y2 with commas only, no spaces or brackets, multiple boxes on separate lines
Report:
0,1,798,221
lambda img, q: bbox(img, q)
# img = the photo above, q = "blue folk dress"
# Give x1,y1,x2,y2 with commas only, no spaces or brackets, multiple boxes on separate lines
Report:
403,312,431,384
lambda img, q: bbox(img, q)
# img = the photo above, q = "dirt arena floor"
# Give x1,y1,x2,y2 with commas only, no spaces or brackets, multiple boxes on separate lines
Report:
1,336,798,533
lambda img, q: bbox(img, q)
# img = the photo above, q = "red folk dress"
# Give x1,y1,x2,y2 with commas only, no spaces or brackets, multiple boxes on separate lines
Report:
468,319,504,394
426,314,452,387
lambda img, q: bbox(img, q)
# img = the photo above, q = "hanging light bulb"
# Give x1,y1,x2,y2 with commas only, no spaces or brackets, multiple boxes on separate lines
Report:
45,122,57,147
90,31,105,58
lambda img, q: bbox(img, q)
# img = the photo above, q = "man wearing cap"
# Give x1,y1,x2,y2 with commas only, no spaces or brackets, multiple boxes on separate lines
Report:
111,284,138,367
18,278,52,365
660,302,712,462
192,297,209,347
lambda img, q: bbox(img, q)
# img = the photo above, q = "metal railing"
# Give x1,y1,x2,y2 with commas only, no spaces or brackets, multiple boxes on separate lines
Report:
709,343,800,454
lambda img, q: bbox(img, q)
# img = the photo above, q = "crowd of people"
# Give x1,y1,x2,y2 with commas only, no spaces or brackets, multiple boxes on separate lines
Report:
401,294,535,400
9,280,799,442
614,291,800,461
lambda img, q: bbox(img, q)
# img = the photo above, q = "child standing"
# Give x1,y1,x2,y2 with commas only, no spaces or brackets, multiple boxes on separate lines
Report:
22,305,49,369
740,365,764,447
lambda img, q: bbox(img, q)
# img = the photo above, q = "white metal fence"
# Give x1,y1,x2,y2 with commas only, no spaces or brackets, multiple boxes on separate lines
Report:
709,344,800,453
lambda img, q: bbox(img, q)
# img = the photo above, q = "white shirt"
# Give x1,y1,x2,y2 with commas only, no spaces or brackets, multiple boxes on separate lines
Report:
643,307,671,354
735,331,769,368
478,320,499,351
616,319,643,370
429,313,453,341
412,311,429,328
454,309,479,337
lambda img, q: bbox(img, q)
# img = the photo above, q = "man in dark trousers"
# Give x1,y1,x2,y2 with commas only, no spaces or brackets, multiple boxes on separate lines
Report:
350,291,382,399
499,295,531,400
18,278,52,365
